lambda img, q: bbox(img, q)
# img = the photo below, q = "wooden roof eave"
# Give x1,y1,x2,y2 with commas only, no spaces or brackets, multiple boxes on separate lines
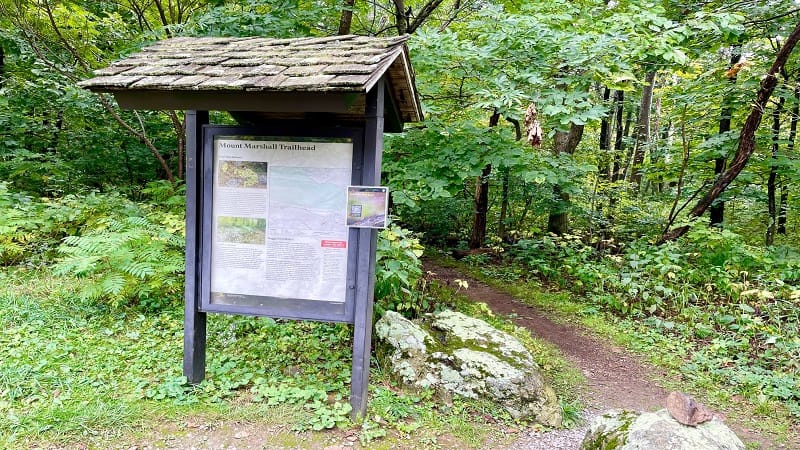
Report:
102,89,366,116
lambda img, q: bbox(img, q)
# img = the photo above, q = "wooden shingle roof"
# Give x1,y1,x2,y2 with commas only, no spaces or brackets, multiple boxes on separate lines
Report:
80,34,422,129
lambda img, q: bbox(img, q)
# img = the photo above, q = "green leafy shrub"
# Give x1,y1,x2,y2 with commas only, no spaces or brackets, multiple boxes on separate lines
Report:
51,183,186,310
375,225,427,318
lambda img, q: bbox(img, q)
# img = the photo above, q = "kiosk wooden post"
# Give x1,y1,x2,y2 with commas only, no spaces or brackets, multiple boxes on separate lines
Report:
350,80,384,417
184,110,209,383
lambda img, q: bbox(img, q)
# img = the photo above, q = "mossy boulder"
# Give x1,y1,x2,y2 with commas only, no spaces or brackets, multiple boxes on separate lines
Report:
375,310,562,427
580,409,744,450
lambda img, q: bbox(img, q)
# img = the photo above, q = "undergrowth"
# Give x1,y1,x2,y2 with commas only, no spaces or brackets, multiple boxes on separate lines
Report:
458,229,800,437
0,186,571,448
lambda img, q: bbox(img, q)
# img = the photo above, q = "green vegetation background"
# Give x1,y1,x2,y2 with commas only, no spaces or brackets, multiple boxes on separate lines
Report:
1,0,799,447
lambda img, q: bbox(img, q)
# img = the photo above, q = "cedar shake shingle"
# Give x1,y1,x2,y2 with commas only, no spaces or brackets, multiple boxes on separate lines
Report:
80,34,422,124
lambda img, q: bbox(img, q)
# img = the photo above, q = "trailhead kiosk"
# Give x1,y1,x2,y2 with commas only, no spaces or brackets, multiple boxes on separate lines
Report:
80,34,422,417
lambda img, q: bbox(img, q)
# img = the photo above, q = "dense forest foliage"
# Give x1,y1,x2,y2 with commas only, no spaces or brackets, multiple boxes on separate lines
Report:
1,0,799,439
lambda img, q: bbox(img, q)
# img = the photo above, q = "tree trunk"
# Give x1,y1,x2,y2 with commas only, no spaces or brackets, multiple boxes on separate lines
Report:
338,0,355,35
547,123,584,235
659,21,800,243
599,87,612,179
498,168,510,242
631,71,656,190
0,44,4,88
469,112,500,249
620,110,635,181
498,117,521,243
779,83,799,235
611,90,625,183
710,49,743,227
766,95,785,246
469,163,492,248
547,185,570,235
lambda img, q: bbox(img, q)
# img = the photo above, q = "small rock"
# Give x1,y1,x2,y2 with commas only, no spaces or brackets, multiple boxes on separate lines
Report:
667,391,714,426
233,430,250,439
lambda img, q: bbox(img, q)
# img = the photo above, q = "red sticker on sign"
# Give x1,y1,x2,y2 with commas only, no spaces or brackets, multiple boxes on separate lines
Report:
321,240,347,248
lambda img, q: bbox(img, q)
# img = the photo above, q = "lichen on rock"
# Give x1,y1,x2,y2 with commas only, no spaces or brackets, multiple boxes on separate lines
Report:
375,309,562,427
580,409,745,450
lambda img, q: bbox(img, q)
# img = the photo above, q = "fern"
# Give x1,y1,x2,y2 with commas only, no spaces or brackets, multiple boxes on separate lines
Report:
55,208,185,310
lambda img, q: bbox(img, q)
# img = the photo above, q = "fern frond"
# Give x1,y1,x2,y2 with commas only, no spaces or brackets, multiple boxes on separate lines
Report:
100,274,127,297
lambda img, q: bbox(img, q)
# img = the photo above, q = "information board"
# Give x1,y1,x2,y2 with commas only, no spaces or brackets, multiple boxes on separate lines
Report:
209,136,353,307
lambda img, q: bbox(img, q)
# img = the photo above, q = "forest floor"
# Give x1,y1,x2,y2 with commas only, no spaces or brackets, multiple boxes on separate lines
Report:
68,263,796,450
427,261,793,450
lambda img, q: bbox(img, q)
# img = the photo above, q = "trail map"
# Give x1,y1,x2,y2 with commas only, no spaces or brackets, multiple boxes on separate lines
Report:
210,137,352,304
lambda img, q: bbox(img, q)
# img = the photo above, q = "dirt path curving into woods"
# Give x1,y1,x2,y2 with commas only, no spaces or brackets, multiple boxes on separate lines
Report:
425,261,790,450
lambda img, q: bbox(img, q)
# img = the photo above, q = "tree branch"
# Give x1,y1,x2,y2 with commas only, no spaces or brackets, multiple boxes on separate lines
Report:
660,20,800,242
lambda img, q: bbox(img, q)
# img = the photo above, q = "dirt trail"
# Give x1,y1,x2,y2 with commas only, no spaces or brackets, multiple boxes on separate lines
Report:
426,261,789,449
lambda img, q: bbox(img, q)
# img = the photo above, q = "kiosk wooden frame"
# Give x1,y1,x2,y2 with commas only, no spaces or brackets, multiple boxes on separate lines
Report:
80,35,422,417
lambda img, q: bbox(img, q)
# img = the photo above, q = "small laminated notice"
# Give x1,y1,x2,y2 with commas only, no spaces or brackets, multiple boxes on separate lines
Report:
346,186,389,229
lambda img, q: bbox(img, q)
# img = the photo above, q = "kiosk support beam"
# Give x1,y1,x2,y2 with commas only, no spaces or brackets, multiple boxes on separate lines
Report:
350,80,384,419
184,110,209,383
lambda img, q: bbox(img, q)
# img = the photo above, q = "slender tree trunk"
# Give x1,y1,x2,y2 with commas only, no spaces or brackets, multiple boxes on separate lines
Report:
338,0,355,35
599,87,612,179
648,96,664,194
779,84,799,234
631,71,656,190
153,0,173,38
620,110,634,181
611,90,625,183
0,44,4,88
469,112,500,249
547,123,584,235
498,168,510,242
469,163,492,248
391,0,408,34
711,49,743,227
660,21,800,243
498,117,521,243
547,185,570,234
766,95,785,246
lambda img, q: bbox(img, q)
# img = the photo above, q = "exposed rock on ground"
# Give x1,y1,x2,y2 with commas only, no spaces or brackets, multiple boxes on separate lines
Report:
580,409,745,450
375,310,562,427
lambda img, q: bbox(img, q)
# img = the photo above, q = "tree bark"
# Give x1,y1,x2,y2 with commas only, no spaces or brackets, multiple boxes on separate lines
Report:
621,110,635,181
779,83,799,235
631,71,656,190
766,95,785,246
498,117,521,243
468,112,500,249
547,123,585,235
0,44,4,89
338,0,355,35
710,49,742,227
660,21,800,243
611,90,625,183
498,167,510,242
469,163,492,248
599,87,612,179
153,0,173,38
